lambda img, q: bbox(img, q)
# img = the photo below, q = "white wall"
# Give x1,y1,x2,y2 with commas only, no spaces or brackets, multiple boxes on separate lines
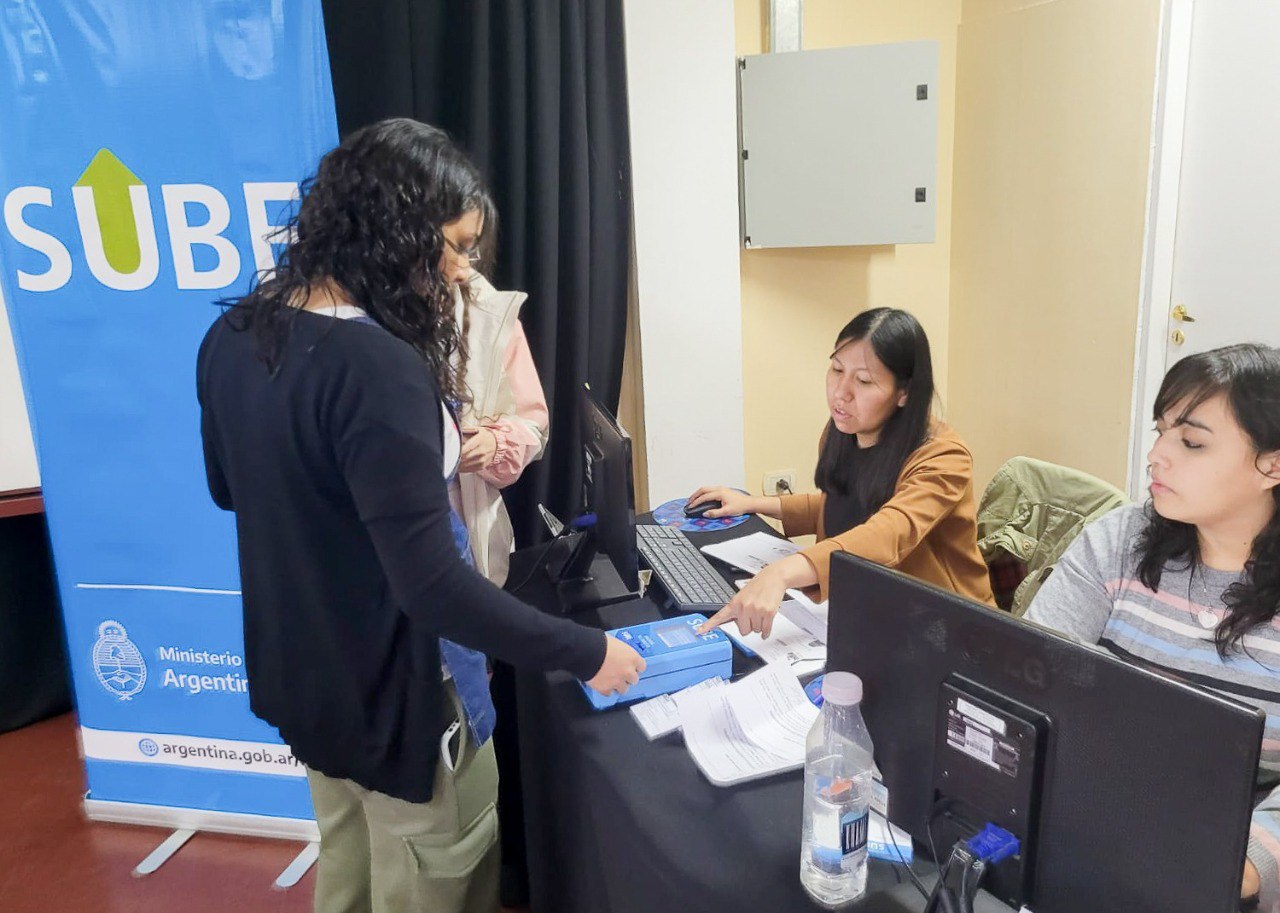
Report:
623,0,746,505
0,284,39,492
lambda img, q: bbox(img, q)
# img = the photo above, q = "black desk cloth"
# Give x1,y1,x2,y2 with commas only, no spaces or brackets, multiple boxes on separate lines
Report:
504,515,1009,913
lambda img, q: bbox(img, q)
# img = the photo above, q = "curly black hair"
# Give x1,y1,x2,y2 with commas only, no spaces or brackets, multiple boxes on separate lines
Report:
225,118,496,406
1136,343,1280,656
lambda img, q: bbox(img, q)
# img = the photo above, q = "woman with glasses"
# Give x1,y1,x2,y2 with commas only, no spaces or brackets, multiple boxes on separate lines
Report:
440,216,550,589
690,307,993,638
196,118,644,913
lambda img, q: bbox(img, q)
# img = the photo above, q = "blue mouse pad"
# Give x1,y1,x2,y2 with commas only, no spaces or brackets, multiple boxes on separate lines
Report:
651,498,750,533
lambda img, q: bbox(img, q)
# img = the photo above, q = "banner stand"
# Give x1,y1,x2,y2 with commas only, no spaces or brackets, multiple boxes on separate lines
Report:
134,829,195,876
274,843,322,889
86,797,321,879
0,1,338,886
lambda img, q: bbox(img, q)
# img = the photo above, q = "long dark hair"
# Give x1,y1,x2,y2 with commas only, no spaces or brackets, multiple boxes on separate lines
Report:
1135,344,1280,656
814,308,935,513
225,118,496,405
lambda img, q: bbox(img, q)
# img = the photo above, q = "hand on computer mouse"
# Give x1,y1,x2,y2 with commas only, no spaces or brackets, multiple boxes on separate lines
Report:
683,499,721,519
686,486,753,519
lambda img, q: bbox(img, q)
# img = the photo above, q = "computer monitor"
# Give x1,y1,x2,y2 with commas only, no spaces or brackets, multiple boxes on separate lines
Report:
827,552,1264,913
548,384,640,613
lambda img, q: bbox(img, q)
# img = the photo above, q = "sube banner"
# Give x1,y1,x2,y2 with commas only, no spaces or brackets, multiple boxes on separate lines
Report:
0,2,338,831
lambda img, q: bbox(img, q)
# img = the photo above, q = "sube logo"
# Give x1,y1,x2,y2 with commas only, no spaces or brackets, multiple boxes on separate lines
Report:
2,148,299,293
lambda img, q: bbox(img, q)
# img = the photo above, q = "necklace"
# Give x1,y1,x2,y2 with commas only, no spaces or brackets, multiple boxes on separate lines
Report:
1190,564,1219,630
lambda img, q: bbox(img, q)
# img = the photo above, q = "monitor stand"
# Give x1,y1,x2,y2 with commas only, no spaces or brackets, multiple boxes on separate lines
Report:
546,530,637,615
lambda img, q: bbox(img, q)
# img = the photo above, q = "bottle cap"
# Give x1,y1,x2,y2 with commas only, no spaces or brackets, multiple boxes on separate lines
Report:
822,671,862,706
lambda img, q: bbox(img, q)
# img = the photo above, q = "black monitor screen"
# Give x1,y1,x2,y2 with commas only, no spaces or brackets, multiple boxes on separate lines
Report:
827,552,1263,913
579,385,638,592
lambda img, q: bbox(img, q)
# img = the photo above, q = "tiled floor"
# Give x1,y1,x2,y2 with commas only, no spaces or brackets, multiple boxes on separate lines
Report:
0,713,526,913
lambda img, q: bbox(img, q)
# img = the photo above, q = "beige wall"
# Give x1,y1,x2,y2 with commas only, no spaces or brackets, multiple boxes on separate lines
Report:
728,0,1161,499
947,0,1161,490
735,0,962,500
619,0,1162,510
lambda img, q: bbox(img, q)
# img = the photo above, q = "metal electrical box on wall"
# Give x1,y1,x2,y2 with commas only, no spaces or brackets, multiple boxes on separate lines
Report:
737,41,939,248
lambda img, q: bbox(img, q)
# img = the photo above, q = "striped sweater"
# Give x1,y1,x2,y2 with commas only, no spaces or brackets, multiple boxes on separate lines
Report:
1026,504,1280,911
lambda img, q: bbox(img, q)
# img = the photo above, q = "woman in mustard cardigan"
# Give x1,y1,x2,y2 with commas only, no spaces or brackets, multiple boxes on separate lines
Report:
690,307,994,636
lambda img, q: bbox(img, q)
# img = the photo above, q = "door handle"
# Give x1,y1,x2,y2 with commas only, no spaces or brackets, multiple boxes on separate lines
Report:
1172,304,1196,323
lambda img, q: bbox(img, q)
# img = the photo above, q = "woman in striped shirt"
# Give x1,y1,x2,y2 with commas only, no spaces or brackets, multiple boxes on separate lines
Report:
1026,343,1280,909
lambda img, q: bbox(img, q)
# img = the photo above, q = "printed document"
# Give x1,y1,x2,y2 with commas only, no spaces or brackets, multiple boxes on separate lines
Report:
629,676,726,740
721,611,826,676
701,532,802,575
677,665,818,786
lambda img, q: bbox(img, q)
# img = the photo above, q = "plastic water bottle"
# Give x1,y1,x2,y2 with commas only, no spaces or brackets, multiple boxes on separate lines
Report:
800,671,874,907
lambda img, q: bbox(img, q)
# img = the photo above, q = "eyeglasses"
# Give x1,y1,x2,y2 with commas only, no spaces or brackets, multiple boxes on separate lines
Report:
444,236,482,266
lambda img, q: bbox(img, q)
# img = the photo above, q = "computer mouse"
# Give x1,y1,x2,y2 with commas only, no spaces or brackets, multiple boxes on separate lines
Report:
684,499,721,519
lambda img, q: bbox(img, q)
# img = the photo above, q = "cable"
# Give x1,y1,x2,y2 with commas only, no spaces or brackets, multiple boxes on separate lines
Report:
870,808,929,901
926,809,944,872
924,853,960,913
927,847,985,913
922,802,956,913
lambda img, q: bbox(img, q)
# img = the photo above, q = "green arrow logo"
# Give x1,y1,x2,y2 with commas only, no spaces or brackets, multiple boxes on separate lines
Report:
75,149,144,275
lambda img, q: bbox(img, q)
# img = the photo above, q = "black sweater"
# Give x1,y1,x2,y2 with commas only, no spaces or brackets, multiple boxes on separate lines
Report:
196,309,605,802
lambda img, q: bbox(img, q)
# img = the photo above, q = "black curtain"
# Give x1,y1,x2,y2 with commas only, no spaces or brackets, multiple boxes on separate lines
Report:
0,514,70,734
319,0,633,549
319,4,632,903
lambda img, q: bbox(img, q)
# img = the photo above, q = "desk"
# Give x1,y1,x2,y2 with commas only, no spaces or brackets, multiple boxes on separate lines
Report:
507,516,1005,913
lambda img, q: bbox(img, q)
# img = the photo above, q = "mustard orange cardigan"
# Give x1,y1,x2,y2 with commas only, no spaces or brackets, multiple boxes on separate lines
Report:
780,422,995,606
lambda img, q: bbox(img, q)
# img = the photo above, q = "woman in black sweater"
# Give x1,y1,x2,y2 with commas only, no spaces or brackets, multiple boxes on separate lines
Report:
197,119,643,913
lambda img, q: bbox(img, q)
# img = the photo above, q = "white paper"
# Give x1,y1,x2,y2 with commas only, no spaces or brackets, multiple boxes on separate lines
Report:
677,681,801,786
727,575,830,643
629,676,726,740
780,589,829,641
724,664,820,754
721,611,826,675
678,665,820,786
700,532,802,575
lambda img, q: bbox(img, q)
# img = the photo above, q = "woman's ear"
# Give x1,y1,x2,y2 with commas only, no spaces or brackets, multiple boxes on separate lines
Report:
1259,450,1280,491
897,390,908,408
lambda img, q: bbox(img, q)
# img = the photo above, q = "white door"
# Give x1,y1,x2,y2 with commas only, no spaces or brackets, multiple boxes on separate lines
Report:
1165,1,1280,359
1130,0,1280,496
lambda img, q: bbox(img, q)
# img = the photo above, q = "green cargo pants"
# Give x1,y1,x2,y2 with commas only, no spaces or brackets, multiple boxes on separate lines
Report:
304,689,500,913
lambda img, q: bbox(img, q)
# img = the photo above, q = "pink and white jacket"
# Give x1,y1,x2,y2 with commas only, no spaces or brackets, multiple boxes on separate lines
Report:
454,272,549,585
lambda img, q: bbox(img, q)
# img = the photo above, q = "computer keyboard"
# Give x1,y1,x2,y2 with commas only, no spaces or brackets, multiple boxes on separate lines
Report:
635,524,739,612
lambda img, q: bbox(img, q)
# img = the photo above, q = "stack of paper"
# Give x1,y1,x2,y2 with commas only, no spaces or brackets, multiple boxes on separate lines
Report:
629,677,726,741
675,664,818,786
